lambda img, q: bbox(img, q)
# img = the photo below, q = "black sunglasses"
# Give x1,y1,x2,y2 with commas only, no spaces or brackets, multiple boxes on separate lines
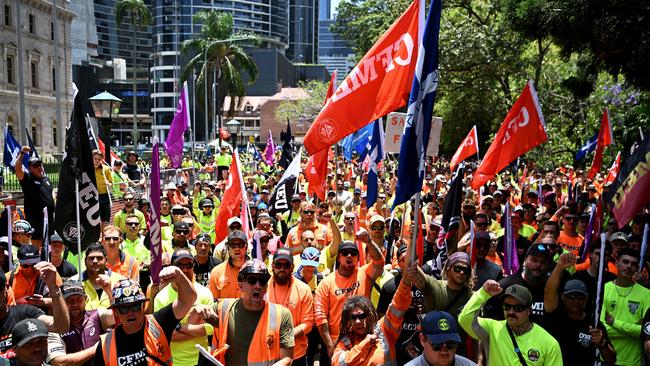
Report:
453,265,471,275
244,276,269,286
117,303,142,314
503,303,527,312
340,250,358,257
126,222,139,227
302,210,315,215
350,312,368,321
273,262,292,269
428,341,459,352
176,262,195,270
175,230,190,235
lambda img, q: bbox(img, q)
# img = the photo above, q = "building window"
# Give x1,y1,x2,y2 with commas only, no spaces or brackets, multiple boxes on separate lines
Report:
50,22,54,40
31,120,38,146
6,56,15,84
52,122,57,147
4,5,10,26
28,14,34,34
245,104,253,114
52,67,56,91
30,62,38,88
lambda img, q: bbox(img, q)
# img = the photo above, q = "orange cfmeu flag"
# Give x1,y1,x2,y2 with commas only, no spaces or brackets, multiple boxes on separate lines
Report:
306,148,328,200
303,0,424,155
604,151,621,185
214,151,245,243
471,81,547,189
450,125,479,172
587,109,614,179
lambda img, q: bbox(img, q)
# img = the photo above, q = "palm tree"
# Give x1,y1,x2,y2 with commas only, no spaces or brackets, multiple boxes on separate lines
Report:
115,0,152,145
180,11,259,140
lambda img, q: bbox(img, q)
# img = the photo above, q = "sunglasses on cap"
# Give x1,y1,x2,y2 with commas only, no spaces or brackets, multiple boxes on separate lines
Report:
427,340,459,352
350,312,368,321
117,303,142,314
244,276,269,286
502,303,528,312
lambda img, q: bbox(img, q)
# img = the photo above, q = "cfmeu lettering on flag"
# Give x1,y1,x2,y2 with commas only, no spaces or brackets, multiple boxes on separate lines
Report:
331,35,415,103
502,108,530,144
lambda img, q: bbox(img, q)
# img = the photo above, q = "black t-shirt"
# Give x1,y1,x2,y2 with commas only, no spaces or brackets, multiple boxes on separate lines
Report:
571,269,616,319
93,303,179,366
55,260,78,280
124,163,142,181
377,273,426,365
546,304,603,366
18,173,54,236
194,256,221,288
483,272,550,329
0,305,46,357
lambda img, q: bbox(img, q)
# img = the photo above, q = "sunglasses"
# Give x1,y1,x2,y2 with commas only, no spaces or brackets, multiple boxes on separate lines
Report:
453,265,471,275
344,217,356,221
172,210,186,215
565,293,587,301
475,222,488,228
104,236,121,242
370,225,385,231
273,262,292,269
116,303,142,314
350,312,368,321
245,276,269,286
126,222,139,227
175,230,190,235
503,303,528,312
124,198,134,202
229,242,246,249
176,262,195,270
428,341,459,352
302,210,315,215
340,250,358,257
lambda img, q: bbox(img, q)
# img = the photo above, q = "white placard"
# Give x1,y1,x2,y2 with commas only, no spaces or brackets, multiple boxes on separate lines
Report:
383,112,443,156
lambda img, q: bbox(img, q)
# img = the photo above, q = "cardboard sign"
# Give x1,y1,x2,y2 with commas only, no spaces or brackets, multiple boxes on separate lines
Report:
384,112,442,156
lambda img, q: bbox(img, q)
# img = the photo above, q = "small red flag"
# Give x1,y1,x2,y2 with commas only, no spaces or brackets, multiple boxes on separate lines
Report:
450,125,479,172
588,109,614,179
306,148,328,201
97,137,122,165
324,70,338,102
471,81,547,189
604,151,621,185
219,128,231,140
303,0,423,155
214,151,244,243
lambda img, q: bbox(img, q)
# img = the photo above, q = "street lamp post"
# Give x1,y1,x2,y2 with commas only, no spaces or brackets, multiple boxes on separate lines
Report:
89,91,122,166
226,119,241,151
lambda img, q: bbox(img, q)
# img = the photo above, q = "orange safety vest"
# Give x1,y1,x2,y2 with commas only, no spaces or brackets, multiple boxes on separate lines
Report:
101,315,172,366
213,298,282,366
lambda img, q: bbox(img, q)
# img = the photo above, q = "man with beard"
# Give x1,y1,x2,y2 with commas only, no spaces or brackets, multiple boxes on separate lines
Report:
314,239,384,362
209,230,248,300
483,244,553,329
0,266,69,359
286,202,333,253
193,234,220,287
267,248,314,366
601,248,650,366
473,232,503,290
459,281,562,365
377,245,426,365
46,281,116,366
70,243,124,310
193,260,294,365
112,193,146,233
9,318,50,366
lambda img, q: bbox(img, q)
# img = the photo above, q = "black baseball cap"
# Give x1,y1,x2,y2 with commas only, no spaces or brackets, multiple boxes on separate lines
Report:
28,157,42,167
273,248,293,264
227,230,247,244
338,241,359,254
12,318,49,347
61,280,85,299
17,245,40,265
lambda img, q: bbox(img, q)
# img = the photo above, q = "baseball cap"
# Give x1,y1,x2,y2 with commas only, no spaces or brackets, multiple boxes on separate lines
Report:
18,245,40,265
227,230,247,244
171,249,194,264
273,248,293,264
28,157,42,167
609,232,628,243
12,220,34,234
61,280,85,299
562,279,588,296
421,311,462,344
301,247,320,267
173,221,190,231
110,278,147,307
526,243,552,262
257,202,268,210
291,194,301,202
503,284,533,306
11,318,48,347
227,217,243,228
475,231,491,243
50,233,64,243
369,215,385,225
338,241,359,254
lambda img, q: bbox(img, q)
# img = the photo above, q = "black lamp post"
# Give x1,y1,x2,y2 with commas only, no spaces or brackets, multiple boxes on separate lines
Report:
226,119,241,150
89,91,122,165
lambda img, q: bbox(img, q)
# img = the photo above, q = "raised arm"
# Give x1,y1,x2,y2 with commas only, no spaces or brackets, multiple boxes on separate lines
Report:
35,262,69,333
159,265,197,320
15,146,30,181
544,253,575,313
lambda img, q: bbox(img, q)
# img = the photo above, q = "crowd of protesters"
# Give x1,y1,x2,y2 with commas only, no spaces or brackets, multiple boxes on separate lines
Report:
0,142,647,366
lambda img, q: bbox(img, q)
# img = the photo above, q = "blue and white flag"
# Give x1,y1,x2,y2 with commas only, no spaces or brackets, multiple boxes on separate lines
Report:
340,123,374,161
3,126,29,172
393,0,441,208
366,119,385,208
575,133,598,161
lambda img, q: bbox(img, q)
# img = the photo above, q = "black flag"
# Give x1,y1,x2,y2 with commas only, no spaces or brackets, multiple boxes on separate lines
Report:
269,152,301,217
279,119,293,169
54,95,101,254
441,163,464,232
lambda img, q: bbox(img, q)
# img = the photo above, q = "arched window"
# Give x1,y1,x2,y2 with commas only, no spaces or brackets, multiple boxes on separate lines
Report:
52,120,57,147
31,117,38,146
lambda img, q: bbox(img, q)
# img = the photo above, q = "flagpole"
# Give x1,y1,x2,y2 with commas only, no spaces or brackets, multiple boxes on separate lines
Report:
410,193,421,265
42,207,49,262
6,206,13,273
75,178,83,272
640,223,649,272
594,233,607,327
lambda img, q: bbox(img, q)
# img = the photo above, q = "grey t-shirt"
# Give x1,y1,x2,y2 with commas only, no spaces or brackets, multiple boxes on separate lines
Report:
405,353,476,366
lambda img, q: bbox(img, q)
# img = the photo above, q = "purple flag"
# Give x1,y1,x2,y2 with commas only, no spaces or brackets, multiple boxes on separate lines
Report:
503,203,519,275
164,82,190,168
579,203,597,263
263,130,276,165
149,142,163,284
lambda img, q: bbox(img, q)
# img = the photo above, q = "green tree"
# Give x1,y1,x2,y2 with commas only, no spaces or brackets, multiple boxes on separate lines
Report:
180,10,259,131
115,0,152,144
275,80,329,126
